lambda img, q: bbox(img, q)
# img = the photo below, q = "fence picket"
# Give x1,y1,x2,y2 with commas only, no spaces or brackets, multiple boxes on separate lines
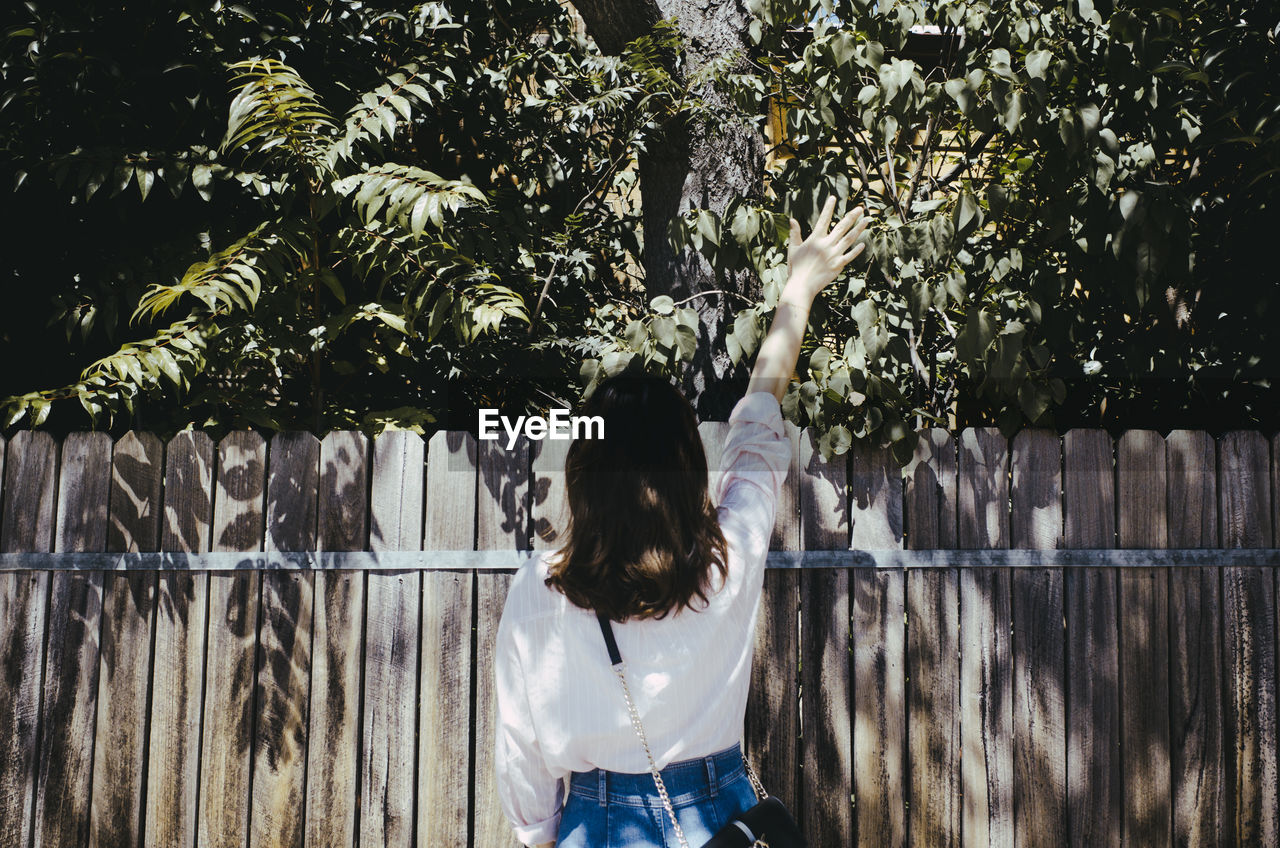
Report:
363,431,424,848
33,432,110,848
0,432,56,848
1117,430,1172,847
905,428,960,848
1167,429,1226,847
145,431,214,848
798,430,852,843
1063,428,1120,848
851,439,906,848
419,431,476,846
199,431,265,848
304,432,368,848
1219,430,1278,847
249,432,318,848
1010,428,1066,848
749,421,801,811
91,431,163,848
959,427,1014,848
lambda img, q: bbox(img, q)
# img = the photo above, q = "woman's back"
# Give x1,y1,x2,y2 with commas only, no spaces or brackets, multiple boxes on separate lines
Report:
494,391,790,839
494,196,868,846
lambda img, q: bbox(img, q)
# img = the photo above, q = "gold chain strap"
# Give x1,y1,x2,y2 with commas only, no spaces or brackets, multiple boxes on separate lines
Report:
610,661,692,848
609,660,768,848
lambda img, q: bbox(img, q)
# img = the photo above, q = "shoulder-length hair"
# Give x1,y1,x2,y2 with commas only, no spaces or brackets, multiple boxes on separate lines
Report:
544,372,728,621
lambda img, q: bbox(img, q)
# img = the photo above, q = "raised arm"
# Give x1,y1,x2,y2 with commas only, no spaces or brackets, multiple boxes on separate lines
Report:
745,197,868,401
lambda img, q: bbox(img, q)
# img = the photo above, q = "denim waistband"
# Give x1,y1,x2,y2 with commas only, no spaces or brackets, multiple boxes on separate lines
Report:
567,743,747,808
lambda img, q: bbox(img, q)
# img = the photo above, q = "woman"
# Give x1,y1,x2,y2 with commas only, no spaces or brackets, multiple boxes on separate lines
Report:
495,196,868,847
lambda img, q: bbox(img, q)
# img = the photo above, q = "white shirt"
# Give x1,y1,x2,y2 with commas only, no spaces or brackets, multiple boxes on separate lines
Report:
493,391,791,845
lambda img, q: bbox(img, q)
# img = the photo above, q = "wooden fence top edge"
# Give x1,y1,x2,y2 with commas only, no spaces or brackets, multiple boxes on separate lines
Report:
2,549,1279,571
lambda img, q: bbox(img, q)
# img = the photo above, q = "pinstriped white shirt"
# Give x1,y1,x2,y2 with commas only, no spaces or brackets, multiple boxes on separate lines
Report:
494,391,791,845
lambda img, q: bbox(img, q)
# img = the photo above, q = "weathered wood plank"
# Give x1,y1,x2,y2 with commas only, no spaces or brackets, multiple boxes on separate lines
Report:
473,437,528,848
363,431,424,848
1117,430,1172,847
248,432,318,848
958,427,1013,848
906,568,958,847
90,431,163,848
1219,430,1277,847
420,571,473,846
0,431,56,848
1010,429,1066,848
33,432,110,848
419,431,477,846
853,567,905,848
850,439,905,848
1063,429,1120,848
145,431,214,848
749,421,800,809
1167,429,1225,848
530,435,569,550
798,431,851,843
302,432,367,848
905,429,959,848
199,431,266,848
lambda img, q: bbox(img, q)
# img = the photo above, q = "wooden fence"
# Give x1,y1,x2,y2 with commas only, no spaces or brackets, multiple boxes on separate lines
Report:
0,424,1277,848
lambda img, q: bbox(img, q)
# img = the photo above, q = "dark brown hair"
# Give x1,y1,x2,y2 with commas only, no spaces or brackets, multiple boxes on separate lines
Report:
544,372,728,621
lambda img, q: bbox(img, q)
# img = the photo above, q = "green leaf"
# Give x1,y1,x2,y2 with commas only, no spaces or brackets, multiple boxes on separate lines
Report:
1018,379,1054,422
625,319,647,349
1025,50,1052,80
945,78,972,114
673,324,697,360
152,347,183,385
955,191,979,234
29,398,51,427
427,291,453,341
828,424,852,455
957,308,996,366
650,295,675,315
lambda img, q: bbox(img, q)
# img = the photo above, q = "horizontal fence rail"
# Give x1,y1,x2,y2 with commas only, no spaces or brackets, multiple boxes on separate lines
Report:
5,548,1280,571
1,425,1278,847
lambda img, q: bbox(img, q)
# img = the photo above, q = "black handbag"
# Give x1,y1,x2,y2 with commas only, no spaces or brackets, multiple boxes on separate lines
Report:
596,612,806,848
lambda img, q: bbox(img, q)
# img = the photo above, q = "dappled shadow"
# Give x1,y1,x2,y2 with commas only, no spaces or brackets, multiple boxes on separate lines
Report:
255,572,310,771
4,424,1274,847
529,438,568,548
476,437,531,548
318,432,368,551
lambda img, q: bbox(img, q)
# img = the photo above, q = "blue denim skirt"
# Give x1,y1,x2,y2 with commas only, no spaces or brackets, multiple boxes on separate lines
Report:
555,743,757,847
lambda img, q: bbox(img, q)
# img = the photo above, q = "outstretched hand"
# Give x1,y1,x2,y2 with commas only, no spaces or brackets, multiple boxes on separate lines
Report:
785,197,868,303
744,197,870,401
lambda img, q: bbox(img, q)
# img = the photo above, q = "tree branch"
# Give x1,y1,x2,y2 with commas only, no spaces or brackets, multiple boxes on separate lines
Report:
903,111,938,211
936,130,995,188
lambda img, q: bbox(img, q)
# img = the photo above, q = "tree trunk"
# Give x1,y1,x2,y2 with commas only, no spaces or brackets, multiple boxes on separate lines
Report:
570,0,764,419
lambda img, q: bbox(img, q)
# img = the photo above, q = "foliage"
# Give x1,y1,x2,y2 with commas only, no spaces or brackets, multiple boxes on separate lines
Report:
1,1,709,433
676,0,1279,462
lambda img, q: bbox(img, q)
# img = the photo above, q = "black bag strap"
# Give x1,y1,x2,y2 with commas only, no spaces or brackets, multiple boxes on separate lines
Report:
596,611,622,666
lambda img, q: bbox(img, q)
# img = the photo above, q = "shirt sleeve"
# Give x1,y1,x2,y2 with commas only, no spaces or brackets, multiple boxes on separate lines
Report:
494,616,563,845
714,391,791,553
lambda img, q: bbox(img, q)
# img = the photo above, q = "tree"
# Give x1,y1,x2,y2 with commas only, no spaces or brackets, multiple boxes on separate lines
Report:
668,0,1280,461
1,1,704,433
4,0,1275,449
571,0,767,418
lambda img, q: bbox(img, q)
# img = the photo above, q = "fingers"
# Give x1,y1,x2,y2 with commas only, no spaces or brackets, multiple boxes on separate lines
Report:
816,195,837,233
840,242,866,264
837,216,868,251
789,217,802,249
830,205,865,240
